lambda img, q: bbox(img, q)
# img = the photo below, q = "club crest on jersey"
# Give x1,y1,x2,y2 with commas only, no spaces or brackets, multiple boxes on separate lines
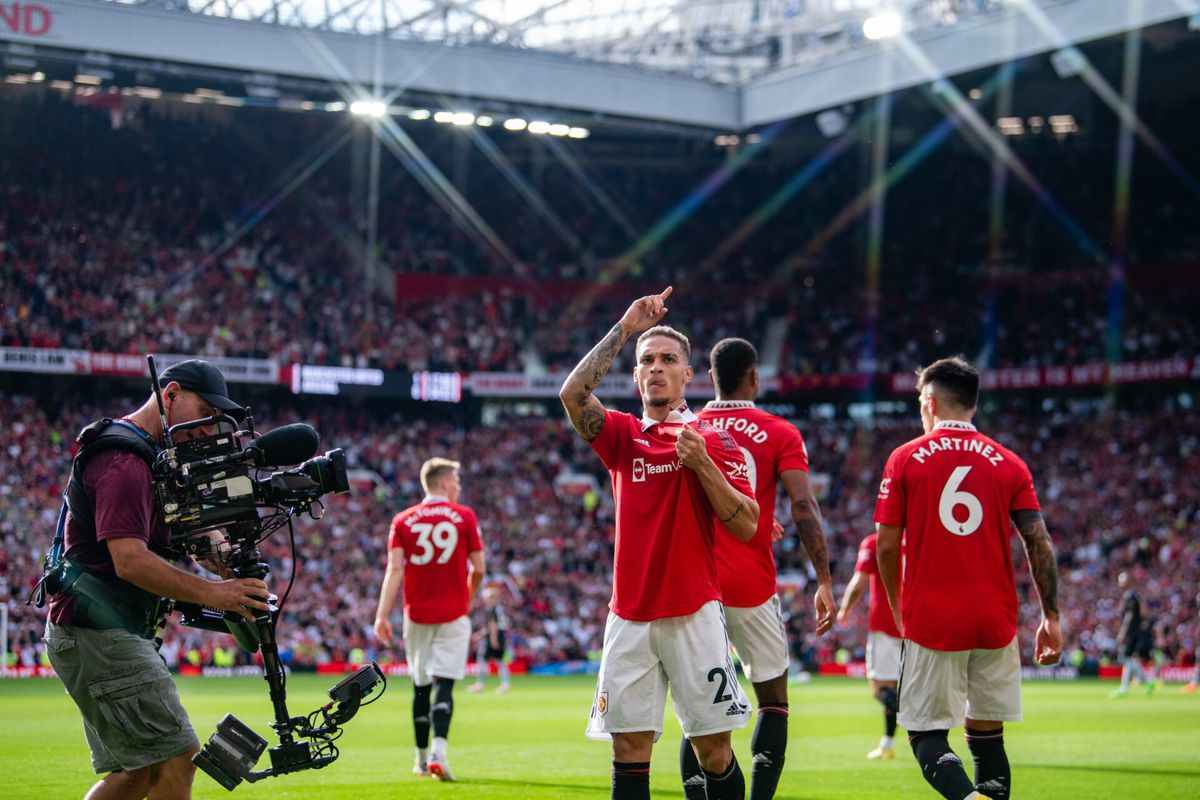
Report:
595,691,608,716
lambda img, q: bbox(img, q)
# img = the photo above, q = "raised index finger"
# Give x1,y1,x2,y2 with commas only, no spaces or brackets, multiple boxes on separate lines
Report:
658,286,674,301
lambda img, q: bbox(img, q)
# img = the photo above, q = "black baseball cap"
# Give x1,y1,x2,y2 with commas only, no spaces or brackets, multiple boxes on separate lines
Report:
158,359,245,422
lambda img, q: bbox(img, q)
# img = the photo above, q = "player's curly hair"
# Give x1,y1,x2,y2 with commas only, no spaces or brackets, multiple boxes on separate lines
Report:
636,325,691,362
709,338,758,397
916,356,979,410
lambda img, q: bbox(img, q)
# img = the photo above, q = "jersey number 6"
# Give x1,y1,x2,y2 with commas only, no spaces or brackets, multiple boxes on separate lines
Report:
939,466,983,537
410,521,459,564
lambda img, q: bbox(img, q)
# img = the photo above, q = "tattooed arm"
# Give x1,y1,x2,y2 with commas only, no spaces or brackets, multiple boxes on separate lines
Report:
781,469,834,635
559,287,673,441
1012,508,1064,665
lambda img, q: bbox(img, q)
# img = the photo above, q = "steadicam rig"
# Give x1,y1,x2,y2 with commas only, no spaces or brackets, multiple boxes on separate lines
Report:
143,355,384,790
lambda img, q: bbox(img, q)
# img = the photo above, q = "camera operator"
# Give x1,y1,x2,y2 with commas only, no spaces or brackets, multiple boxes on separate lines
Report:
44,360,271,800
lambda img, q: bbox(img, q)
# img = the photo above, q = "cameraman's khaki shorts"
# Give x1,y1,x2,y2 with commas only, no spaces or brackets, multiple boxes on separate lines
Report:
45,622,199,773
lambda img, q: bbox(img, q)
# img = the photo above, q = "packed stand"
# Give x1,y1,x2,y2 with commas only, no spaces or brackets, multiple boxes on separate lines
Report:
2,390,1196,675
2,93,1199,377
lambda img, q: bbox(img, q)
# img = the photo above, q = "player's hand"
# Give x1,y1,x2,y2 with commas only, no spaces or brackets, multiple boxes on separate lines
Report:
892,609,903,635
674,424,711,471
771,519,785,542
617,286,673,335
813,583,835,636
208,578,270,622
374,617,394,647
835,607,850,627
1034,615,1063,666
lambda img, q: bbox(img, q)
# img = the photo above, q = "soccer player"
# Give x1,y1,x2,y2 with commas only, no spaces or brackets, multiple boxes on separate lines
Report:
559,287,760,800
837,531,903,760
874,357,1062,800
374,457,486,782
1110,571,1149,698
468,586,511,693
677,336,834,800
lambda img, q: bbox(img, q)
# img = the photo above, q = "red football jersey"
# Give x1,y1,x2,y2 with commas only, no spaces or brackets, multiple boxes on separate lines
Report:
697,401,810,607
853,533,902,637
873,420,1040,651
388,498,483,624
588,405,755,621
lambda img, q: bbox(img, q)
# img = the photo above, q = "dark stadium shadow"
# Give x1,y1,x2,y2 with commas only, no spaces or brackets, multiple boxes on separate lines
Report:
1025,763,1200,779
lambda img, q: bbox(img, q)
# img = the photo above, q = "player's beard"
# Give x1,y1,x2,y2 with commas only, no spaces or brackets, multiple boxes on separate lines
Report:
646,396,671,408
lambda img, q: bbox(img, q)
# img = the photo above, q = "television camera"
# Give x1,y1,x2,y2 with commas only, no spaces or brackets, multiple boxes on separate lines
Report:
142,356,385,790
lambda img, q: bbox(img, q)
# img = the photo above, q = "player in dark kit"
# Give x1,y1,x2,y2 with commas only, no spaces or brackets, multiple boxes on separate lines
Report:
874,357,1062,800
560,287,759,800
1110,571,1150,698
678,337,834,800
469,587,511,693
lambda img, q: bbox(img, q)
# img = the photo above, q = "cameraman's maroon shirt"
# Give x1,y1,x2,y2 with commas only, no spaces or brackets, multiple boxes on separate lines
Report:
48,450,171,625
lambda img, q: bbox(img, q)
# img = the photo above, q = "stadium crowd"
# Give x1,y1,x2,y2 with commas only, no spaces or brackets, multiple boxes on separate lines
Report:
2,95,1198,377
2,391,1196,676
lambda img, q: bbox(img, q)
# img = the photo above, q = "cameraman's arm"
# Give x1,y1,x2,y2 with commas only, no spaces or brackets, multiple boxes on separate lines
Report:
468,551,486,600
108,538,268,622
374,547,404,646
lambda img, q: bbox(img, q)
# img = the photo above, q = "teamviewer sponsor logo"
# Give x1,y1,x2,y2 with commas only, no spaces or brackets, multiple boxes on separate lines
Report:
632,457,681,482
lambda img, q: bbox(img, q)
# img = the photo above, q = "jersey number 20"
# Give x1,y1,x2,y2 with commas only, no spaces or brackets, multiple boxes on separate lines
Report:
939,466,983,536
410,521,459,564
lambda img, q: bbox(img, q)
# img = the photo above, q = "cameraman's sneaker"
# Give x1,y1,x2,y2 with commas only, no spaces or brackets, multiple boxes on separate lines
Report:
428,759,456,782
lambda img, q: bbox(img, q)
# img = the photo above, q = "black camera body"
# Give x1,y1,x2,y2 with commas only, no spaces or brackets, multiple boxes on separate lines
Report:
155,422,349,543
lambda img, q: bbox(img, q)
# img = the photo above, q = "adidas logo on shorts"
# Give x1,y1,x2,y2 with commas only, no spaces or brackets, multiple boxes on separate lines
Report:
725,702,747,717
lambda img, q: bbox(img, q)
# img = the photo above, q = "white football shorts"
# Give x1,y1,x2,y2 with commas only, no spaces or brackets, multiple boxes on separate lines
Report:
403,614,472,686
586,600,751,741
897,636,1022,731
866,630,903,682
724,595,790,684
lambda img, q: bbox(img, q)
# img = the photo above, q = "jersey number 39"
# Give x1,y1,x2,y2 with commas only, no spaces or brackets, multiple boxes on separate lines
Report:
409,521,459,564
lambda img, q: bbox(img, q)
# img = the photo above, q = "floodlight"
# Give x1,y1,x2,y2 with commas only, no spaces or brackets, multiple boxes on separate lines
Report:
349,100,387,117
863,11,902,40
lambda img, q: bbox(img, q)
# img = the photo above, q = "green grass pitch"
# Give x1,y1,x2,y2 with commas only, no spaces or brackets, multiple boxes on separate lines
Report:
2,674,1197,798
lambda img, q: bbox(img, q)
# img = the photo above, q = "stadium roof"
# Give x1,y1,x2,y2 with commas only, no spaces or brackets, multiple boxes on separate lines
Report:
145,0,1069,86
5,0,1194,128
